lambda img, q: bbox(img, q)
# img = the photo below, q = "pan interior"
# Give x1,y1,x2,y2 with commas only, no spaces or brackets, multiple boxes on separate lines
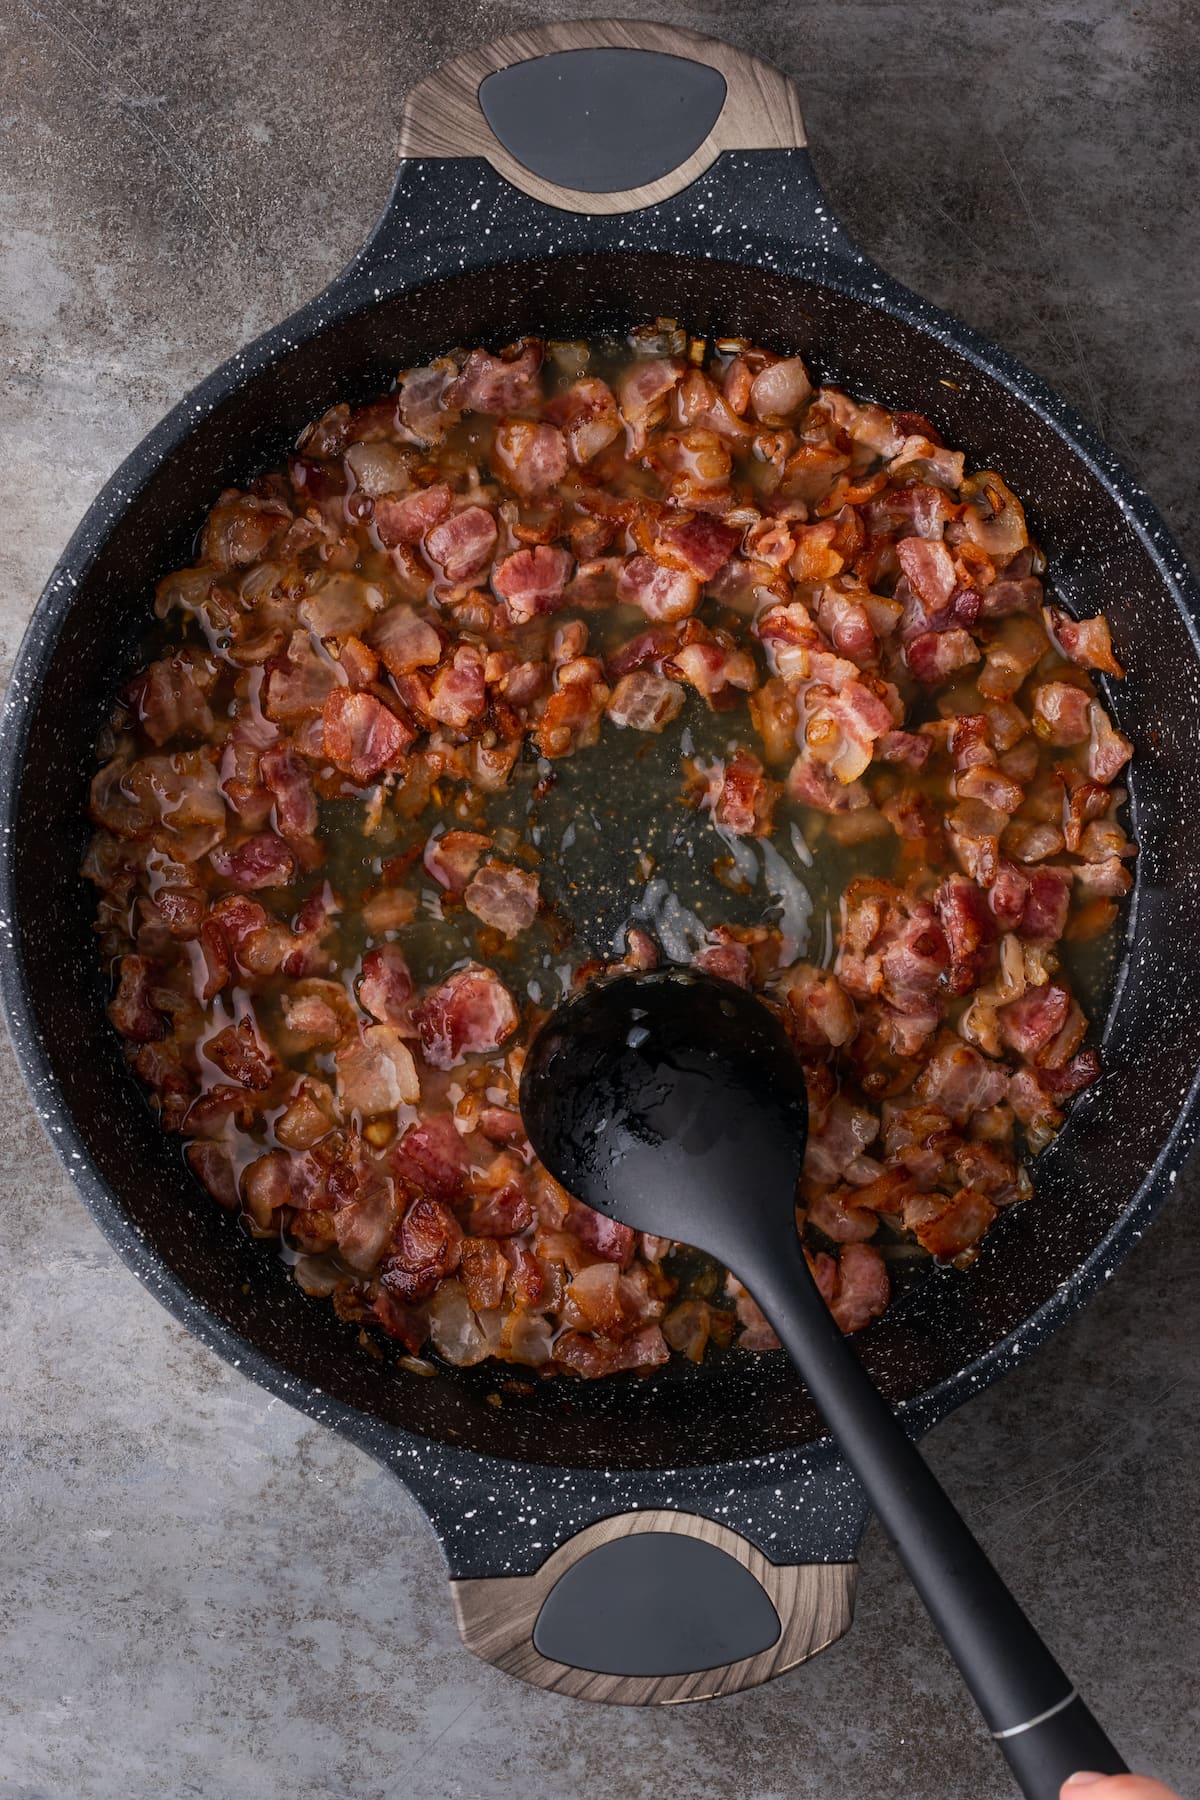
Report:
8,251,1197,1471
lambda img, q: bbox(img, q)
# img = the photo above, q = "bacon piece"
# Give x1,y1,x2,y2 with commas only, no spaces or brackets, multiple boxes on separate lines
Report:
534,656,611,757
877,729,931,768
370,604,442,678
616,553,700,622
806,1185,879,1244
464,861,540,937
1036,1047,1102,1101
374,483,453,546
605,669,685,733
827,1243,889,1333
804,1097,879,1186
382,1194,464,1303
424,506,498,584
357,944,414,1025
779,965,858,1049
914,1038,1008,1125
423,829,492,893
704,749,778,837
617,357,686,448
896,537,957,612
333,1169,402,1273
903,1187,997,1260
1043,605,1124,677
185,1140,239,1208
204,1016,276,1088
989,861,1030,931
649,513,741,580
371,1288,426,1353
749,357,813,424
667,637,757,701
554,1324,670,1378
906,628,981,685
397,360,457,443
996,982,1071,1057
392,1113,469,1201
1087,702,1133,784
427,647,487,730
209,832,295,891
467,1180,533,1237
201,491,290,571
693,933,754,987
128,651,215,746
1031,681,1093,745
335,1024,420,1113
260,747,317,840
446,339,543,414
493,419,568,497
322,689,412,782
976,577,1042,618
414,963,520,1070
788,754,869,814
549,377,622,463
1072,857,1134,900
492,544,573,624
263,631,340,722
933,874,997,996
109,955,166,1041
1020,867,1072,943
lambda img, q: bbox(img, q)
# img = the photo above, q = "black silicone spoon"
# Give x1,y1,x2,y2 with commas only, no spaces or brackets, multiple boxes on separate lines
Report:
520,967,1126,1799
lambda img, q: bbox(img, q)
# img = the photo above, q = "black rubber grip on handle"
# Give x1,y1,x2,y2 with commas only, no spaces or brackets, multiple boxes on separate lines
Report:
750,1236,1128,1798
997,1693,1128,1797
478,48,727,194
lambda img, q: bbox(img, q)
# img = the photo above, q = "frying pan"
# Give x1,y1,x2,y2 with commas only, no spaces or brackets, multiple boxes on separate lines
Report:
3,18,1200,1712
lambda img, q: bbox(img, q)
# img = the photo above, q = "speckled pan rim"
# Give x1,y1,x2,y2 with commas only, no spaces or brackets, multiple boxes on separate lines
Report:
3,148,1200,1495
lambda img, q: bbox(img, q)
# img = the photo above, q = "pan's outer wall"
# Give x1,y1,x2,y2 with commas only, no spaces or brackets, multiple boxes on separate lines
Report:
3,153,1199,1502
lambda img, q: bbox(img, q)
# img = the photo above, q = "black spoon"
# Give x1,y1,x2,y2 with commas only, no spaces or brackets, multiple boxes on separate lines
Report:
520,968,1126,1799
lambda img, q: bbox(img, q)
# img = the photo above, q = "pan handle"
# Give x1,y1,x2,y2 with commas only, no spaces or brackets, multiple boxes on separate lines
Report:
396,20,806,216
450,1508,856,1704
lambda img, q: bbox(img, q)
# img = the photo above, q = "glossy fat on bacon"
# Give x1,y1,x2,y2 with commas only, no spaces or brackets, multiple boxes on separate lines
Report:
90,323,1134,1377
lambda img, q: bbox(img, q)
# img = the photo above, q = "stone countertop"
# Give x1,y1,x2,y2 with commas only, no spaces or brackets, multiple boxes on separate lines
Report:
1,3,1197,1796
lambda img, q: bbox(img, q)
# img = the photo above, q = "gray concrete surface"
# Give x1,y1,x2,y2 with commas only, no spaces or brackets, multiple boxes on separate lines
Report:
1,2,1197,1796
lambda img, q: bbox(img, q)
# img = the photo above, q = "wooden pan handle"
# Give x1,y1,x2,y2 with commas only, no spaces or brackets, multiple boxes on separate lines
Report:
451,1508,856,1705
397,20,806,216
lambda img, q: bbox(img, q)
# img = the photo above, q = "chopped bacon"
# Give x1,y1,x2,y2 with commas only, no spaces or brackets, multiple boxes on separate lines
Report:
323,688,412,782
906,628,981,684
827,1243,890,1333
427,647,487,730
667,636,757,701
492,545,573,624
1031,681,1093,745
650,513,741,580
463,861,540,937
357,944,414,1025
382,1194,464,1303
779,965,858,1049
554,1324,670,1378
749,357,813,424
896,537,957,612
877,729,931,768
397,360,456,443
260,747,317,841
704,749,778,836
263,631,340,722
1020,868,1072,943
549,377,622,463
1087,702,1133,784
423,829,492,893
209,832,295,891
606,669,685,732
617,357,685,448
933,874,997,996
414,963,520,1070
374,483,453,546
996,982,1071,1057
128,651,215,746
446,338,543,414
109,955,166,1041
534,656,611,757
915,1038,1008,1125
693,935,754,987
804,1097,879,1186
616,553,700,622
566,1198,637,1266
493,419,568,498
788,754,869,814
204,1016,276,1088
370,604,442,678
424,506,498,584
903,1187,997,1260
335,1024,420,1113
1043,605,1124,677
392,1113,469,1200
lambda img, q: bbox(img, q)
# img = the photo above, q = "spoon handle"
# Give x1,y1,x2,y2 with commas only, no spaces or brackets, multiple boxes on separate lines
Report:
752,1237,1127,1799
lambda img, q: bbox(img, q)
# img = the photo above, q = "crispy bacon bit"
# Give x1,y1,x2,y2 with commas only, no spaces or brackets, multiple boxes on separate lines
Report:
382,1194,464,1303
906,628,981,685
1043,605,1124,676
209,832,295,891
357,944,414,1025
446,339,543,414
464,861,540,937
425,506,498,583
205,1016,276,1088
704,749,778,837
606,669,685,733
1031,681,1093,745
370,605,442,678
550,377,622,463
616,553,700,622
650,513,741,580
492,545,573,624
423,828,492,892
323,689,411,782
534,656,611,757
427,647,487,730
414,964,520,1070
904,1187,997,1260
392,1114,469,1200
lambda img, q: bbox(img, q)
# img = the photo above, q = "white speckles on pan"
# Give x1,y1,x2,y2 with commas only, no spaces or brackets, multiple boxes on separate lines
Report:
2,144,1199,1590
